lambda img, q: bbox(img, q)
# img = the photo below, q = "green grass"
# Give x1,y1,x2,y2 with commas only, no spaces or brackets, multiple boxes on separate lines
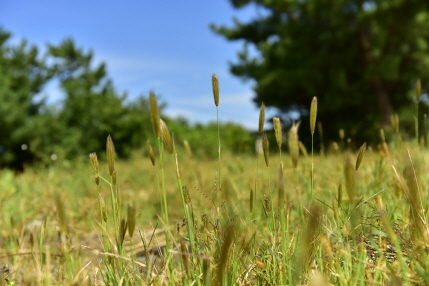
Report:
2,99,429,285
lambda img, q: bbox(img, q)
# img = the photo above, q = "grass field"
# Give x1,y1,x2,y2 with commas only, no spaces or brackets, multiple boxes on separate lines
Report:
1,93,429,285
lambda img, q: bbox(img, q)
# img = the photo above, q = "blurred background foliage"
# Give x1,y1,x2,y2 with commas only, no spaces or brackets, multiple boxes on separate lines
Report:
3,0,429,169
212,0,429,146
0,28,253,169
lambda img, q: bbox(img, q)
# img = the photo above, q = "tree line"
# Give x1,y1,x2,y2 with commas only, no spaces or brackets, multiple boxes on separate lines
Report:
0,28,253,169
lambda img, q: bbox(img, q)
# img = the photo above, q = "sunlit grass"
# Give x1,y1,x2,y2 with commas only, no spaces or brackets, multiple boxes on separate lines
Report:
2,79,429,285
1,138,429,285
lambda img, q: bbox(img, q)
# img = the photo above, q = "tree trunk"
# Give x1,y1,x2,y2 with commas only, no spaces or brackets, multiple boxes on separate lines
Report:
358,28,392,127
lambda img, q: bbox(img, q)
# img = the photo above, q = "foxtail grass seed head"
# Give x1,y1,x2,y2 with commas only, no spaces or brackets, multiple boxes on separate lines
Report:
101,197,108,222
331,141,339,153
380,128,386,143
264,195,272,213
89,152,100,185
54,194,67,234
182,186,191,204
29,233,34,250
160,119,173,154
212,73,219,106
298,141,308,156
262,132,269,167
376,194,385,212
146,141,155,166
106,135,115,177
201,214,208,228
112,170,117,185
273,117,283,148
318,122,323,137
320,234,334,264
258,103,265,137
355,142,367,171
344,153,356,201
390,114,399,133
381,142,390,158
127,204,136,238
183,140,193,159
416,78,421,101
214,223,235,286
310,96,318,135
288,121,300,168
119,219,128,246
339,129,345,140
150,91,161,138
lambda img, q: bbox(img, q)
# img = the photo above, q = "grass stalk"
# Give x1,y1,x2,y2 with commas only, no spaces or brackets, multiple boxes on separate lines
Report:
212,74,221,191
310,97,317,199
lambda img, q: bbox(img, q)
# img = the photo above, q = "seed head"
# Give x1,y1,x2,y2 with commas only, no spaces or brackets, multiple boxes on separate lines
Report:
288,121,300,168
298,141,308,157
146,141,155,166
89,152,100,185
201,214,208,228
212,74,219,106
101,198,108,222
127,204,136,238
381,142,390,158
318,122,323,137
380,128,386,143
355,142,366,171
310,96,318,135
119,219,128,247
264,195,272,213
337,183,342,207
182,186,191,204
160,119,173,154
183,140,193,159
344,153,356,201
258,103,265,137
390,114,399,133
339,129,345,140
416,78,421,101
106,135,115,177
112,170,117,185
150,91,161,138
273,117,282,148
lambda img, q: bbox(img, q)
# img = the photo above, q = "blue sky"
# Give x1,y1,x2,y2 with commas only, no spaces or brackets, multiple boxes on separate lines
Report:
1,1,275,130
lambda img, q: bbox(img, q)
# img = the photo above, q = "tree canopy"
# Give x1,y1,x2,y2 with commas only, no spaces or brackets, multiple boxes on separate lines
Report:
212,0,429,144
